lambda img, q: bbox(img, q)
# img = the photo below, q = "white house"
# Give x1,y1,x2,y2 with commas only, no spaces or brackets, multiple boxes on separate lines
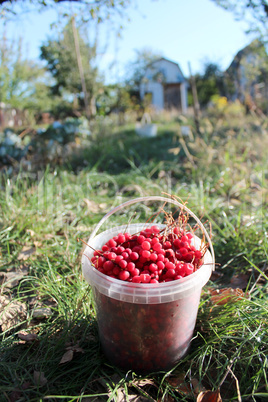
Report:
139,58,188,113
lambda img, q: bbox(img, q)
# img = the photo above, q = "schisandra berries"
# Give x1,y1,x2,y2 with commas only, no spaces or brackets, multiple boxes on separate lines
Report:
91,224,208,283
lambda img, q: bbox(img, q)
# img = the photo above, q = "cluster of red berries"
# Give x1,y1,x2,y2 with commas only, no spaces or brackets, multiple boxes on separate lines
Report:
91,225,205,283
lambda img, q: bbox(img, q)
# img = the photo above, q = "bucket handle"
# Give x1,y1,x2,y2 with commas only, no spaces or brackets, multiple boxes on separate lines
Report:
89,196,215,271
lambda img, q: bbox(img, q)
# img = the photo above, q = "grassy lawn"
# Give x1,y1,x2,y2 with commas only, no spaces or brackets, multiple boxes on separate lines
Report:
0,112,267,401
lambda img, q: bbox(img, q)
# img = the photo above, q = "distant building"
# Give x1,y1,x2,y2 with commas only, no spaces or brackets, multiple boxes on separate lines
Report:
139,57,188,113
225,39,268,104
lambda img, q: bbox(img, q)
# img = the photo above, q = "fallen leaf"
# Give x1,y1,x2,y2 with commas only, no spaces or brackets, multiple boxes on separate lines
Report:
0,266,29,288
166,373,192,396
18,331,38,342
210,271,223,281
66,344,84,353
230,274,250,289
9,382,32,402
59,349,74,364
26,229,35,237
210,288,245,305
17,246,35,261
196,389,222,402
0,295,27,332
32,307,52,318
168,147,181,155
33,371,47,387
83,198,101,213
44,233,55,240
131,379,156,388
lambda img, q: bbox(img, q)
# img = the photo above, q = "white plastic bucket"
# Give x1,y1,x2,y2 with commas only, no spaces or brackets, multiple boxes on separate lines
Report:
82,196,215,372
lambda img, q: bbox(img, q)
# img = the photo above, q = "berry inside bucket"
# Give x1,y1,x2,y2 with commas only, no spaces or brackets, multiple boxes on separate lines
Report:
82,197,215,373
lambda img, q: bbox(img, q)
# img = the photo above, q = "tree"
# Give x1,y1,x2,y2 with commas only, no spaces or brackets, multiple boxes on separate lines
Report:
211,0,268,40
40,18,103,118
0,34,51,113
124,47,163,89
191,62,225,107
1,0,131,22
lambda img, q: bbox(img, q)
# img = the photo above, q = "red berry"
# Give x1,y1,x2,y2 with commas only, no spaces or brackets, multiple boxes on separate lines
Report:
142,250,151,259
117,233,126,243
137,235,146,244
141,241,151,250
153,242,162,252
149,263,158,272
108,239,117,248
132,275,141,283
103,260,114,271
119,270,130,281
184,263,194,275
127,262,135,272
157,261,165,270
166,269,176,278
140,274,151,283
130,252,139,261
149,252,157,261
115,255,123,264
108,252,117,260
119,259,128,269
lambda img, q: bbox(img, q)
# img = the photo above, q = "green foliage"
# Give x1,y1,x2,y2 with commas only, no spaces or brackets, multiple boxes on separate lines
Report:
212,0,268,40
0,113,267,400
125,47,164,88
0,35,51,114
192,62,225,107
40,18,103,117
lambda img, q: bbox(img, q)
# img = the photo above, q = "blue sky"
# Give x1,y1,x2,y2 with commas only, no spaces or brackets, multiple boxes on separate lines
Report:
1,0,256,83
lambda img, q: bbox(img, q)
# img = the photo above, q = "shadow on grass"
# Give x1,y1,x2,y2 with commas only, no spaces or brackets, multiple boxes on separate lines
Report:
0,317,118,400
69,127,187,176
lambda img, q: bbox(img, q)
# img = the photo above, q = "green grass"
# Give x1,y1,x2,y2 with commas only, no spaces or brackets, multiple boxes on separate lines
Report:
0,113,267,401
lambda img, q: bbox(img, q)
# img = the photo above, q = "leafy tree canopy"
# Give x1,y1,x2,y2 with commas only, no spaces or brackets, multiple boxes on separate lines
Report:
212,0,268,40
124,47,163,88
0,35,52,113
192,61,225,107
0,0,132,25
40,18,103,117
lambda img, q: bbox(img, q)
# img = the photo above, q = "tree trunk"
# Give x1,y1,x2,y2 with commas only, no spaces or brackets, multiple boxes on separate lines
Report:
71,16,91,119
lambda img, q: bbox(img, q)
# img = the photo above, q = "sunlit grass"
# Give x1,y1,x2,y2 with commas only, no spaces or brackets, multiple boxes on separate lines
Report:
0,114,267,401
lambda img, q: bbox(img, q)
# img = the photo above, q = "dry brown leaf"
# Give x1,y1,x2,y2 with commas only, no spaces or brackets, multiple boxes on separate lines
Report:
66,344,84,353
210,288,245,305
210,271,223,281
18,331,38,342
17,246,35,261
44,233,55,240
166,373,185,388
33,371,47,387
167,374,206,397
168,147,181,155
83,198,101,213
166,373,192,396
196,389,222,402
0,295,27,332
26,229,35,237
230,273,250,290
131,379,156,388
59,349,74,364
32,307,52,318
0,266,29,288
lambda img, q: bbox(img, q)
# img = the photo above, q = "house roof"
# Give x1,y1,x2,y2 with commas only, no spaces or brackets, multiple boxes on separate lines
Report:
226,39,265,73
145,57,187,82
